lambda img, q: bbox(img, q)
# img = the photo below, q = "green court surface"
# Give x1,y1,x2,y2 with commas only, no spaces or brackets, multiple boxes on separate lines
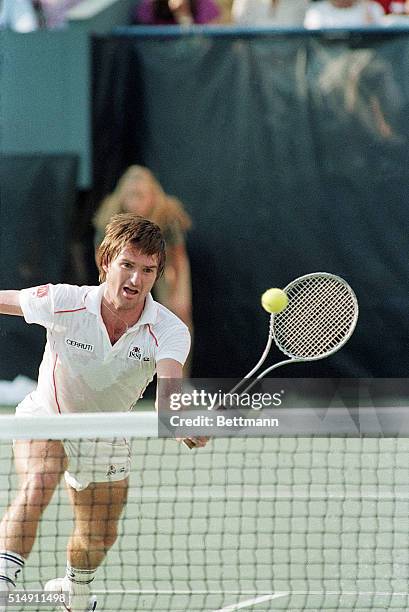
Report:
1,425,409,612
0,406,14,414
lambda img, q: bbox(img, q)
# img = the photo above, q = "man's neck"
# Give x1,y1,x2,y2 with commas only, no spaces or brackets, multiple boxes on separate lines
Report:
101,297,145,334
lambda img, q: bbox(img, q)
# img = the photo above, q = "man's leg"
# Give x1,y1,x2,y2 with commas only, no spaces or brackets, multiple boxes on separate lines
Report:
67,477,129,568
0,440,67,604
46,478,129,611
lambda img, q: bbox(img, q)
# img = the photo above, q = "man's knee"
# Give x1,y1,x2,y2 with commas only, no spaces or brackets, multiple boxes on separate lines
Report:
90,526,119,551
102,526,118,550
20,472,62,506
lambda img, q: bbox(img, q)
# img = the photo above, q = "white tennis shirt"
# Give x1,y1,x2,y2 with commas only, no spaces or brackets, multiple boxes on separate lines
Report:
18,283,190,414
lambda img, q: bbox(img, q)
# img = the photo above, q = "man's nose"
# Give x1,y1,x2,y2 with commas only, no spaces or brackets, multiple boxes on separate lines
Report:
129,270,140,285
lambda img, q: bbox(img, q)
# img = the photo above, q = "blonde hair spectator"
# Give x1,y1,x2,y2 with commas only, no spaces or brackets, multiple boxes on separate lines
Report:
94,166,191,238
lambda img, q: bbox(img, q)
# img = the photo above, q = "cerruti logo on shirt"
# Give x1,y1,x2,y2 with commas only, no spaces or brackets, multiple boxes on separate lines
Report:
65,338,94,352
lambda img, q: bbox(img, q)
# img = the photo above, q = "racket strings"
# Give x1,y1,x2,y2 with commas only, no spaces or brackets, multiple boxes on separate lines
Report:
277,295,355,355
273,276,357,359
282,293,354,351
277,298,355,356
276,312,352,358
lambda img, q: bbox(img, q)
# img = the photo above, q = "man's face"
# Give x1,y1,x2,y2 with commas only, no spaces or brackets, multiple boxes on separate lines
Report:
103,245,159,311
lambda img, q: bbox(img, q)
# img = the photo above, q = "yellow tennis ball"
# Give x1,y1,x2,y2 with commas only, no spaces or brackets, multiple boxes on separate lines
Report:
261,288,288,314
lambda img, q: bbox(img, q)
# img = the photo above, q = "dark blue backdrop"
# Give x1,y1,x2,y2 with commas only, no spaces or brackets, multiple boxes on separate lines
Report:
92,27,409,378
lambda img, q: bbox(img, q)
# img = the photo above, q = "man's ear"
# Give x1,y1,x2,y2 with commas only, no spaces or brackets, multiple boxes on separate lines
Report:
102,257,110,273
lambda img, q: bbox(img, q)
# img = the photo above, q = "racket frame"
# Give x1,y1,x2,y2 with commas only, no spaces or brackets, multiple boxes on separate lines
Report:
233,272,358,394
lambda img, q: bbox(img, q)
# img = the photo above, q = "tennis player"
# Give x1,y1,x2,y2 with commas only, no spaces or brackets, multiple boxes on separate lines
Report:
0,213,207,612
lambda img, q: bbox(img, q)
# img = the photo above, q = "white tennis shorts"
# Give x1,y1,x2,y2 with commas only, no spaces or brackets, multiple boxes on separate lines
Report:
15,396,131,491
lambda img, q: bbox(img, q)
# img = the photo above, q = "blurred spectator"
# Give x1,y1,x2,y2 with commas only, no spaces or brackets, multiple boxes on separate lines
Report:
304,0,385,28
132,0,221,24
375,0,406,12
317,48,403,142
0,0,85,30
0,0,39,32
94,166,193,363
382,0,409,18
232,0,308,26
216,0,233,22
35,0,83,29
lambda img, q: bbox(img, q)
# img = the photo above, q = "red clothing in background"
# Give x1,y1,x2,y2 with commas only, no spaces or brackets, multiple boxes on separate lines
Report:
374,0,405,13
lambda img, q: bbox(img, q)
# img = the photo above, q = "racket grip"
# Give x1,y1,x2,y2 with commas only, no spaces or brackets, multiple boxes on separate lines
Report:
183,439,196,449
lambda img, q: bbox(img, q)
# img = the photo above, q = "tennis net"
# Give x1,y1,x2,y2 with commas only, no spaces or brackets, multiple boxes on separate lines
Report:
0,411,409,611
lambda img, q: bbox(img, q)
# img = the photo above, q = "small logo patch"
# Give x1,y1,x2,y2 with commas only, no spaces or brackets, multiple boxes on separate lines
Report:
36,284,49,298
106,465,126,477
128,346,142,361
65,338,94,352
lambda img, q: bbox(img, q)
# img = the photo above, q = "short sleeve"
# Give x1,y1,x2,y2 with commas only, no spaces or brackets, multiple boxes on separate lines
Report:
19,284,55,328
19,284,81,329
156,323,191,366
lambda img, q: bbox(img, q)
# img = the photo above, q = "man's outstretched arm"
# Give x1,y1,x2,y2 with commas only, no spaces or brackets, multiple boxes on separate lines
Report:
0,291,23,316
156,358,208,448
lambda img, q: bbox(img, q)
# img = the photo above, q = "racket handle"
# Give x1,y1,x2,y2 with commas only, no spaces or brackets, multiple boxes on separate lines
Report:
183,439,196,449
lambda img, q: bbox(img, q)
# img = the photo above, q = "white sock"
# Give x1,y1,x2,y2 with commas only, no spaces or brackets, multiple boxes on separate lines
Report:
0,550,25,591
63,564,96,610
65,563,96,591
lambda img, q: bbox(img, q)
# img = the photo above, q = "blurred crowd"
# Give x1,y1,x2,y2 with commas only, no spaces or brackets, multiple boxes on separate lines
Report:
1,0,409,31
0,0,83,31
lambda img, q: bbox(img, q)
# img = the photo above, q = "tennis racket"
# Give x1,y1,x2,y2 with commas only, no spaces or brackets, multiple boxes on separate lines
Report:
183,272,358,447
232,271,359,396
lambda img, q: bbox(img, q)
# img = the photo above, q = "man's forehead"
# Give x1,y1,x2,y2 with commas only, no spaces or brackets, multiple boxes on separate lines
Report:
116,245,158,265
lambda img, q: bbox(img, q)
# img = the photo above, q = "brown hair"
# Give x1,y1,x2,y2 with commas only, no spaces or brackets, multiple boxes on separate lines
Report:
93,165,191,236
96,213,166,282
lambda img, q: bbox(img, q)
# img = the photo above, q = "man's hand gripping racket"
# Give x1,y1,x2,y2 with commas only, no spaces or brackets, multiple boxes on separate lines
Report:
184,272,358,448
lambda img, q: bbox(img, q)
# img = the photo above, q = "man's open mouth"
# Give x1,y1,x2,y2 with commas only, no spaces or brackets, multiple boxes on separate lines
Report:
123,287,138,296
